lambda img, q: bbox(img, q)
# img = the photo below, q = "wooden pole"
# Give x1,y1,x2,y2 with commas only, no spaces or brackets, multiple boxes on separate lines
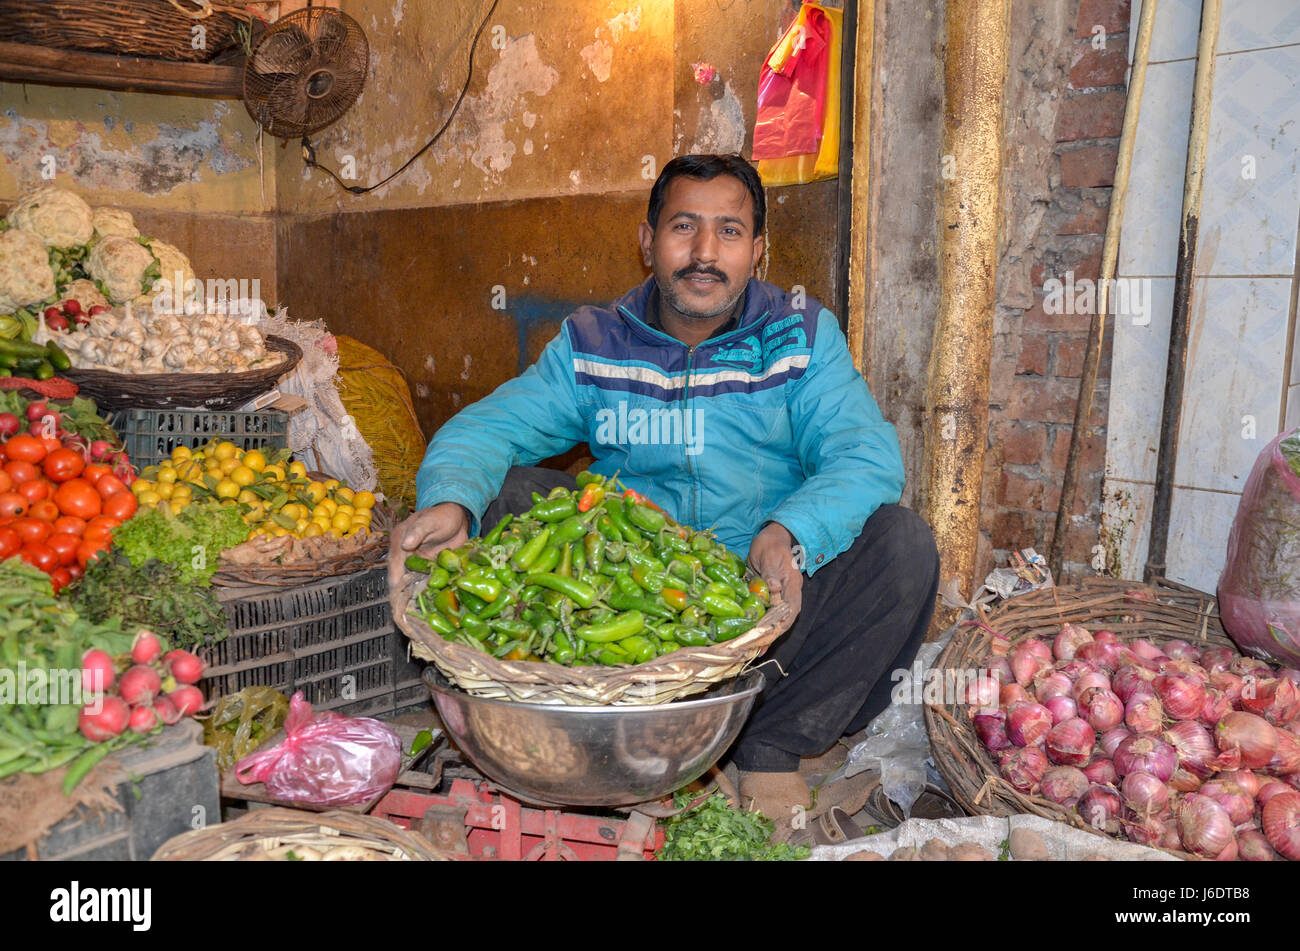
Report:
846,0,875,375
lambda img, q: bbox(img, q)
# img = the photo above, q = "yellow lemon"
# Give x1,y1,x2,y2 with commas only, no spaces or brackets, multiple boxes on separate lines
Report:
154,481,175,500
322,478,340,492
168,499,186,515
304,481,327,505
218,457,240,476
312,516,332,532
288,461,308,479
171,482,193,502
311,504,332,521
352,510,372,525
295,518,309,533
335,503,354,519
237,488,260,506
171,445,193,462
352,490,376,510
270,525,290,538
137,489,161,506
334,486,355,505
131,479,153,497
215,479,241,500
230,466,257,487
319,498,338,517
213,441,238,462
331,512,353,533
303,523,324,538
242,449,267,472
263,464,287,483
156,466,177,485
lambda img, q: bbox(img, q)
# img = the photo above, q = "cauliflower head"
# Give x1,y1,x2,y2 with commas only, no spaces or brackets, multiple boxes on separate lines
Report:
87,235,159,305
136,238,196,309
0,228,57,314
58,277,109,312
6,187,94,250
91,206,139,240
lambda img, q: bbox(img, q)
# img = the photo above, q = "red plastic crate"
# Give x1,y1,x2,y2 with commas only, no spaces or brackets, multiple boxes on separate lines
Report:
372,778,664,861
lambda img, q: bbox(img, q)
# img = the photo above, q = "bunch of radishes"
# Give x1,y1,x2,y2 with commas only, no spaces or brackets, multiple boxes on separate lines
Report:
42,298,110,334
0,397,135,485
972,621,1300,861
78,629,205,742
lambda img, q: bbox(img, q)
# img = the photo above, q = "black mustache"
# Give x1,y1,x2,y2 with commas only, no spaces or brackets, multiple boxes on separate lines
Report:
674,267,727,282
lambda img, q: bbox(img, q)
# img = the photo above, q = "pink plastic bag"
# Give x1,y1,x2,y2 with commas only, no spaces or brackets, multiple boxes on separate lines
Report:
1219,427,1300,667
235,692,402,806
752,4,833,160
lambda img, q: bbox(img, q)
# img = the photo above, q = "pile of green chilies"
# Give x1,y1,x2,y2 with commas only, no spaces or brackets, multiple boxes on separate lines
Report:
406,472,769,666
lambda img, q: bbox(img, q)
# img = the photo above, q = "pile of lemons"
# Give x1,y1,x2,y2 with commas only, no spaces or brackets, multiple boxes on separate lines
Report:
129,441,376,541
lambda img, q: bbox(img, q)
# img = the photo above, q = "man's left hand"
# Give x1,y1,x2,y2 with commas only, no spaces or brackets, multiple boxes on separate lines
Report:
747,522,804,619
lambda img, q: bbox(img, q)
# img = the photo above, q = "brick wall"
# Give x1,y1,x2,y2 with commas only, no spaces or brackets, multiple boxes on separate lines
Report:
978,0,1130,584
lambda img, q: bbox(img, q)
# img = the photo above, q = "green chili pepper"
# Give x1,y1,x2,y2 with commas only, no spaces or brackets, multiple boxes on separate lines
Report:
425,567,452,589
574,610,646,642
608,591,675,618
626,548,666,573
660,587,688,611
690,532,715,553
714,617,756,641
531,544,562,575
604,540,627,563
595,647,631,665
423,611,456,635
596,515,620,542
511,526,551,571
434,589,461,626
614,573,641,597
705,562,741,585
675,626,713,647
551,514,588,546
483,513,513,546
577,481,606,512
456,575,502,603
542,588,567,610
584,532,604,574
460,611,490,639
531,491,545,505
552,631,576,665
625,498,667,534
409,729,435,757
404,554,434,573
602,497,641,543
701,592,745,618
524,572,598,608
658,530,690,554
476,589,517,621
617,635,657,664
436,548,462,572
748,577,771,603
521,584,543,601
489,619,534,639
557,543,574,578
631,565,668,593
741,595,766,621
528,497,578,522
575,470,600,488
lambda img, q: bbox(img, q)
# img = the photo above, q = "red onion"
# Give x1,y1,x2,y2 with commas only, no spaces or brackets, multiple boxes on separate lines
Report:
1232,656,1271,678
1163,720,1218,779
1287,773,1300,791
1006,702,1052,747
1125,695,1165,734
1161,818,1183,850
1261,791,1300,860
1210,670,1245,704
1178,794,1237,859
1046,717,1096,766
1214,712,1278,771
1082,757,1118,786
967,673,1001,710
1130,638,1165,661
1199,646,1236,674
1216,839,1240,861
1076,641,1119,674
1113,734,1176,782
1199,687,1231,727
1199,781,1254,825
1115,646,1151,671
1170,766,1204,793
1010,639,1053,686
1093,630,1119,645
1265,728,1300,776
1080,687,1125,732
1072,671,1112,702
1279,668,1300,687
1221,770,1261,797
1154,672,1206,721
1100,727,1132,757
1035,670,1073,702
1055,659,1097,682
1121,771,1170,816
1112,665,1156,704
1241,677,1300,727
1000,683,1031,707
985,657,1014,686
1040,765,1089,806
1044,695,1078,725
974,712,1011,752
1256,780,1290,807
1158,658,1209,684
1237,828,1279,861
1077,784,1122,834
999,746,1049,794
1162,639,1200,662
1123,813,1168,847
1053,623,1094,661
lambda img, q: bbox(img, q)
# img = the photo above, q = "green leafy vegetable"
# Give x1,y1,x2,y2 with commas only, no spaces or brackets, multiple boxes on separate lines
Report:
66,549,229,651
657,793,811,862
1281,433,1300,480
112,499,249,585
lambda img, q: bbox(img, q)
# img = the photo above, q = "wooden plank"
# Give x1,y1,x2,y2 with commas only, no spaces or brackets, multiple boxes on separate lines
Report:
0,40,244,98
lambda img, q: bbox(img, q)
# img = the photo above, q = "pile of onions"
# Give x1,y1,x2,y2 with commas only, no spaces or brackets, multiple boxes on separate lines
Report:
968,626,1300,860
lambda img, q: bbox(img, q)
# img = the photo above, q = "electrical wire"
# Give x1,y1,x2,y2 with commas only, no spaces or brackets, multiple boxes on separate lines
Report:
301,0,499,195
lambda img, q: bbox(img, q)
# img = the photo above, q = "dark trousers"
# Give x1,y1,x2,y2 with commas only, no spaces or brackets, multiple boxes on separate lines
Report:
483,467,941,772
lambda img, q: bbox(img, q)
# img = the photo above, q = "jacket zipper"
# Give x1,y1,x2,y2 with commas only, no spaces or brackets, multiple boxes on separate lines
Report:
683,344,697,525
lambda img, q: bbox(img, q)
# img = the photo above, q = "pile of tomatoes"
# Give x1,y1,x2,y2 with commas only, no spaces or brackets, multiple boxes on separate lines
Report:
0,429,139,592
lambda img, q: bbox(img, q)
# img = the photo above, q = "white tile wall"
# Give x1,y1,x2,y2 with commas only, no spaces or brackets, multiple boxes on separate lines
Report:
1100,478,1154,580
1130,0,1202,64
1166,486,1242,592
1106,277,1173,484
1217,1,1300,54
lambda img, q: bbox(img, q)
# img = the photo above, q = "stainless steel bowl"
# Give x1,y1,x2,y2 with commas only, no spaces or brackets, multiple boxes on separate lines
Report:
424,669,764,807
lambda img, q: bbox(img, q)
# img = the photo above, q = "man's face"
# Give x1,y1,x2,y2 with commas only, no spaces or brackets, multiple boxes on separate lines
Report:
638,175,765,323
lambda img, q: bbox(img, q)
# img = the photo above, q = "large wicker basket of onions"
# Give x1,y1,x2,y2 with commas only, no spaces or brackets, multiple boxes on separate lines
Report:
925,577,1300,861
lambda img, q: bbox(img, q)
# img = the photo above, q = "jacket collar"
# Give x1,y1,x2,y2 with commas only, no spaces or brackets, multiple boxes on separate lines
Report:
615,276,772,347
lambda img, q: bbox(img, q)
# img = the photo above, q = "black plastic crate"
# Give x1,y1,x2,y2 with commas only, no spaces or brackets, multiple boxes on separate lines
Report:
111,408,289,470
204,565,424,717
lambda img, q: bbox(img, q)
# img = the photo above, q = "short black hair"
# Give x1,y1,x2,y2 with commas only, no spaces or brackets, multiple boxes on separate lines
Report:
647,154,766,236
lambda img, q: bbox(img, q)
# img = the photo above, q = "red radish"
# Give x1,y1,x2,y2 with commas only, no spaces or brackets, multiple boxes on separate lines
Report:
62,298,81,316
152,695,182,726
43,306,61,321
164,649,203,685
169,686,203,717
88,304,109,316
89,439,111,462
24,401,47,422
78,696,130,742
1261,791,1300,860
118,665,162,707
80,649,116,693
0,412,18,437
47,314,69,332
129,705,159,734
131,629,162,666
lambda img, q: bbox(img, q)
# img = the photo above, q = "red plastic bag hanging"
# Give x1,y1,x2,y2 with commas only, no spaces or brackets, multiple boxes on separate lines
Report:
235,691,402,806
752,4,834,160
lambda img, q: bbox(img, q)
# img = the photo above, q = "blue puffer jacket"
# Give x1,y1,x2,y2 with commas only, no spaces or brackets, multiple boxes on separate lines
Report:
415,277,905,576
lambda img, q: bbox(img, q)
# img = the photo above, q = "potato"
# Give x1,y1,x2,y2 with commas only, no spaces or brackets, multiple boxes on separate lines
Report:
889,845,921,861
1008,828,1050,861
949,842,994,861
919,838,951,861
843,850,885,861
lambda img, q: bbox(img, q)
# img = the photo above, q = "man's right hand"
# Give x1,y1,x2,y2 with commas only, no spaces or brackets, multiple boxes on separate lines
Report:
388,501,471,590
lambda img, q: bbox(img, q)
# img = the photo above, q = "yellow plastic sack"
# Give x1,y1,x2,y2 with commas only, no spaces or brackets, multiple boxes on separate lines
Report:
335,335,425,510
756,3,843,186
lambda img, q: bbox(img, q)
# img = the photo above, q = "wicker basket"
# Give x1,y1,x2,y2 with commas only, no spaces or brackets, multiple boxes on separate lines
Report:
392,568,797,706
64,336,302,412
212,505,392,587
151,807,448,861
924,576,1230,856
0,0,250,63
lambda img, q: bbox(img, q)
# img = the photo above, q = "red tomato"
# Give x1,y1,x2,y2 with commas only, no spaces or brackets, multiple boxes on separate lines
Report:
52,515,86,536
39,434,62,456
0,527,19,559
95,474,129,499
102,491,139,521
43,448,85,483
16,479,49,504
0,470,11,494
27,499,59,523
20,542,58,573
66,562,84,581
84,516,121,544
3,434,46,464
46,533,80,567
4,460,38,486
82,463,110,485
0,492,27,518
12,518,51,545
53,479,102,521
76,538,108,569
49,566,72,593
